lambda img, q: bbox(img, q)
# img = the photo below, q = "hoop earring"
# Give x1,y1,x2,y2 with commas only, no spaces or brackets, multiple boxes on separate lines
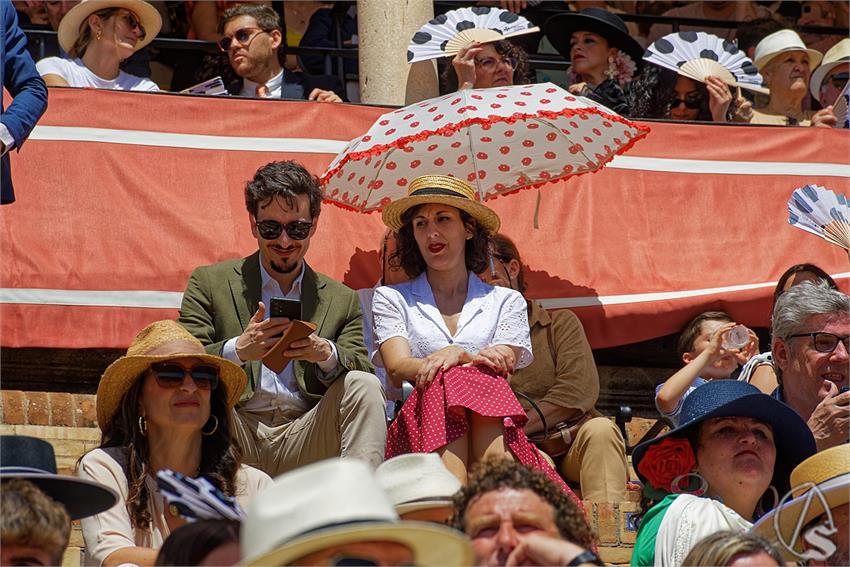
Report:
201,415,219,436
138,416,148,436
604,55,616,80
671,472,708,496
756,485,780,518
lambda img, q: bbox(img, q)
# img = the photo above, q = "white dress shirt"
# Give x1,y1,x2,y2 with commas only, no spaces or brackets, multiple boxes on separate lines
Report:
222,262,338,415
240,69,284,98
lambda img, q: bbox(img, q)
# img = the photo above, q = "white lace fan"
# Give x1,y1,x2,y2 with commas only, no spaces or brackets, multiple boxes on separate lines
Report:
788,184,850,262
407,6,538,64
645,31,768,94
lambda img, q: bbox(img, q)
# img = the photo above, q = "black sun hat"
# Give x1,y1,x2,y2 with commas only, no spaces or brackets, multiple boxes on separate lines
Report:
544,7,644,69
0,435,118,520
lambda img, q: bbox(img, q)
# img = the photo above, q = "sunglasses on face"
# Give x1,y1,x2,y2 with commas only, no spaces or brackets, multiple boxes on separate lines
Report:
670,96,703,110
118,11,145,39
475,55,518,72
826,72,849,90
788,332,850,353
150,362,220,390
217,27,267,51
255,219,313,241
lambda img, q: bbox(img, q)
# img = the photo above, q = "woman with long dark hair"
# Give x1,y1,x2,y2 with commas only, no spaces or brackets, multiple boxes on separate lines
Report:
79,320,270,567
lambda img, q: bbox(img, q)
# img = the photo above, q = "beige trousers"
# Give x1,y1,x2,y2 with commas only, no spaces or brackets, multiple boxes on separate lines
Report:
559,416,628,502
231,371,387,476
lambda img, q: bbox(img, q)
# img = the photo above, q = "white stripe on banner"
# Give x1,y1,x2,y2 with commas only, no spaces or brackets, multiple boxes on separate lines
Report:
4,272,848,309
30,126,850,177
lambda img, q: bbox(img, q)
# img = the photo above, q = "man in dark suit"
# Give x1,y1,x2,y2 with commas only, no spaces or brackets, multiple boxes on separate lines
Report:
219,4,343,102
179,161,386,476
1,2,48,204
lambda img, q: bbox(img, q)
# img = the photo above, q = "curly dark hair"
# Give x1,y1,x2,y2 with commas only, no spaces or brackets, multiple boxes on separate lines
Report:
629,64,741,122
245,160,323,219
451,457,596,550
391,205,491,278
440,40,532,93
98,373,241,531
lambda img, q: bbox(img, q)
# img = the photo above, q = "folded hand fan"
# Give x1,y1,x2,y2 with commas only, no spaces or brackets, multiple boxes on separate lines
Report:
833,82,848,129
156,469,246,522
407,6,538,64
645,31,768,94
788,184,850,262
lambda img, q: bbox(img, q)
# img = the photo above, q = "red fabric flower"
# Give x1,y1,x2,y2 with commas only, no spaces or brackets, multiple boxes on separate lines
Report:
637,437,696,492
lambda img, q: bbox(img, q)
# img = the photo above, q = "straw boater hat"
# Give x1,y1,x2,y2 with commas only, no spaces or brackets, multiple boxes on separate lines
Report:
58,0,162,55
543,7,645,70
381,175,500,235
240,459,474,566
810,38,850,99
96,320,246,429
752,444,850,561
753,29,823,71
376,453,462,515
0,435,118,520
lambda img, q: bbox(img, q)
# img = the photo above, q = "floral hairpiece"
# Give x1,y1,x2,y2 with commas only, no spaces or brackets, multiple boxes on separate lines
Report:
567,49,637,88
637,437,704,500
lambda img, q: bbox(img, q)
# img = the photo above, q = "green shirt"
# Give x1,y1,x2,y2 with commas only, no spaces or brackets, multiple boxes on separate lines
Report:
631,494,680,566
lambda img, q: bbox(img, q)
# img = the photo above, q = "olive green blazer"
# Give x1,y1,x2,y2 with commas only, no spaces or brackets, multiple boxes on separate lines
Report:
178,252,372,405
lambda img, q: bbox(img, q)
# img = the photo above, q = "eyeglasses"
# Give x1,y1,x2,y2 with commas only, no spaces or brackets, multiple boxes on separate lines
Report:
150,362,220,390
255,219,313,241
670,96,703,110
826,72,849,90
787,332,850,353
218,27,268,52
118,10,145,40
475,55,518,72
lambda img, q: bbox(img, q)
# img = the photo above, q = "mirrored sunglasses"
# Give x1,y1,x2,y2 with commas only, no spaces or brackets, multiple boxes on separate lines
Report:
218,27,266,52
788,332,850,353
150,362,220,390
256,220,313,241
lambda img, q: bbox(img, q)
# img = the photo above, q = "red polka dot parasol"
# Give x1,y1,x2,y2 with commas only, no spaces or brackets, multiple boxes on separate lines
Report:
321,83,650,212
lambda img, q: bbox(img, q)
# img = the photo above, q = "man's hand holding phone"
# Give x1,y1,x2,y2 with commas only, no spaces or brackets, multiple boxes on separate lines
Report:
234,302,292,362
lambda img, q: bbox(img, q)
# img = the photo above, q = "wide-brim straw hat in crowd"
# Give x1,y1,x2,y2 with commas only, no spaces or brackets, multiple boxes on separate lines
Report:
96,320,246,429
376,453,462,515
58,0,162,55
810,38,850,99
544,7,645,70
632,381,816,489
751,444,850,561
381,175,501,235
241,459,474,566
753,29,823,71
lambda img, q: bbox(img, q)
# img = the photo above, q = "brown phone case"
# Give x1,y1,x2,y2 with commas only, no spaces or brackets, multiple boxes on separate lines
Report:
261,320,318,373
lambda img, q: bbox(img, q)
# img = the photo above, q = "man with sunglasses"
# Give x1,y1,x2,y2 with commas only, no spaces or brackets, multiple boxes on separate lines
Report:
179,160,386,476
810,38,849,111
218,4,342,102
771,281,849,452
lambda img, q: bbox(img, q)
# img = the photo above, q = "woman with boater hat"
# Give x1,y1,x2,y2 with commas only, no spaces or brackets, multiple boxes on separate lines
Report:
629,380,816,567
373,175,579,502
79,320,271,567
543,7,644,115
36,0,161,91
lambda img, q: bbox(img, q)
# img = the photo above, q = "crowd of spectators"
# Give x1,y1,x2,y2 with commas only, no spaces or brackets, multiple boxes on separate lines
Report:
2,2,848,567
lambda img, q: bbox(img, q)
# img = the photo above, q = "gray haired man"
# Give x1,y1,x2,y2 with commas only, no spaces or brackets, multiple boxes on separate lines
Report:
771,281,849,451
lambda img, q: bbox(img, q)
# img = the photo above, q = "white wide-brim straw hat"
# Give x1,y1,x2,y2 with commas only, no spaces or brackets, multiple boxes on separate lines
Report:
810,38,850,99
96,320,246,429
58,0,162,55
754,29,823,71
382,175,501,235
376,453,462,515
751,444,849,561
241,459,474,566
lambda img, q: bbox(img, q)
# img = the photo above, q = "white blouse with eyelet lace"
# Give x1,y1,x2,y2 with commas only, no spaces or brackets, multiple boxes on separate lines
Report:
371,272,533,369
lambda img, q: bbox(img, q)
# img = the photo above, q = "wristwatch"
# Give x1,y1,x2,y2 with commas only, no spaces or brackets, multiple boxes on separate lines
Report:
566,550,604,566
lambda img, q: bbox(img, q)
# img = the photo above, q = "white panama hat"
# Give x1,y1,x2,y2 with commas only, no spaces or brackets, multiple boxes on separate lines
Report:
754,29,822,71
810,38,850,99
376,453,462,515
58,0,162,55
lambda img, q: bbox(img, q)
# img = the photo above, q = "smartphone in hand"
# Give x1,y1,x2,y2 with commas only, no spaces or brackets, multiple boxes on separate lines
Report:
269,297,301,321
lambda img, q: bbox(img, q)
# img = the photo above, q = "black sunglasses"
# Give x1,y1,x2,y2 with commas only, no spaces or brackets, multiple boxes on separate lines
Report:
828,72,849,89
218,27,267,52
150,362,220,390
787,332,850,354
670,96,703,110
256,220,313,241
119,11,146,40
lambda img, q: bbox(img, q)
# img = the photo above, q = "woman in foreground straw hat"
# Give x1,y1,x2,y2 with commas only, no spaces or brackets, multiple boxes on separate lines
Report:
35,0,161,91
373,175,579,503
79,320,271,567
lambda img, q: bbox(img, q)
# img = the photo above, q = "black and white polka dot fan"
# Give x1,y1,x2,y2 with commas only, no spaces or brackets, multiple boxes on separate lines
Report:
645,31,769,95
407,6,538,64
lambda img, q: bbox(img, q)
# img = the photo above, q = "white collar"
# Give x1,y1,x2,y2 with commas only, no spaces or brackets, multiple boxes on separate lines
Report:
242,68,284,97
260,259,305,296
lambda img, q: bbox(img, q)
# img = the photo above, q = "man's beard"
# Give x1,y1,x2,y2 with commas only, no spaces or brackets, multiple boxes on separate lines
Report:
270,259,300,274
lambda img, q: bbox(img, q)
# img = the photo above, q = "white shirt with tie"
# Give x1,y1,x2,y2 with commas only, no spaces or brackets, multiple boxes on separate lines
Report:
240,69,284,98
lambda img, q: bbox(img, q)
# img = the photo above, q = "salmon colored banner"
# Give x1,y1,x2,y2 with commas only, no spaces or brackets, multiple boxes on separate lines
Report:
2,89,848,349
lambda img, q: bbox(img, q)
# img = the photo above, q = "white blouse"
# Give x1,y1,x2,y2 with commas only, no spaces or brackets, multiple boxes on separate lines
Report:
372,272,533,369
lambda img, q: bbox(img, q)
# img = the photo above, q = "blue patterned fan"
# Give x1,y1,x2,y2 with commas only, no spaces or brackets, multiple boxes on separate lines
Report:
788,184,850,261
156,469,245,522
407,6,538,64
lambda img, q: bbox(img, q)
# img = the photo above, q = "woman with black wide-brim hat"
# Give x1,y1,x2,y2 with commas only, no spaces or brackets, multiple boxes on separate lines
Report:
544,7,643,115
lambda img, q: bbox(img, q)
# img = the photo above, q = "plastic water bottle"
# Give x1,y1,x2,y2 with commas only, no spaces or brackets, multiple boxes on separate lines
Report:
722,325,749,350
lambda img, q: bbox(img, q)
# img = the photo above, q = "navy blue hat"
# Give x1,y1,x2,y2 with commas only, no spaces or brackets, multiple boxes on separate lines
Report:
544,7,644,70
0,435,118,519
633,381,816,489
